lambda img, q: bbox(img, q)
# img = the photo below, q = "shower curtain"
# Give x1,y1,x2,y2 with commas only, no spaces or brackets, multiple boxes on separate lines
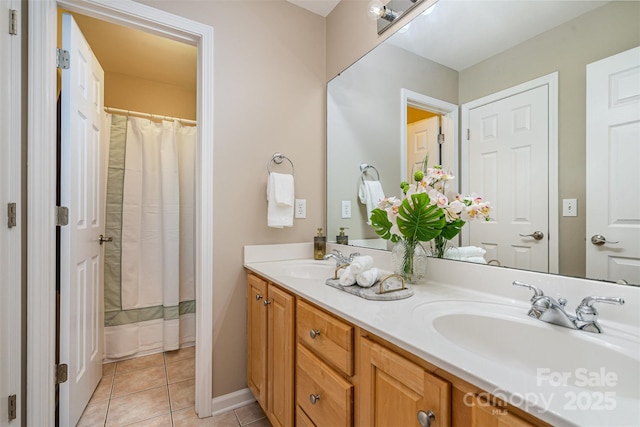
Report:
102,113,196,359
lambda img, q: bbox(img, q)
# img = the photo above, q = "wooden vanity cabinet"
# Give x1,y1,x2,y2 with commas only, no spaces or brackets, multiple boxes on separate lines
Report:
246,274,295,427
358,336,451,427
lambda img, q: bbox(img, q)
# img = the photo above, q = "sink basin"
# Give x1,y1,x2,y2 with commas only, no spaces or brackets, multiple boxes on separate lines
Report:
276,260,336,280
413,301,640,398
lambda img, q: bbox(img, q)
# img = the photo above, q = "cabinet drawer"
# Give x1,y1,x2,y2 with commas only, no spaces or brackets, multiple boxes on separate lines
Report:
297,344,353,427
296,405,316,427
297,300,354,376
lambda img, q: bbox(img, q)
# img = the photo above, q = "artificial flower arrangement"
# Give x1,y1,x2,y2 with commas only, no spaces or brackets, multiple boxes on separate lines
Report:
370,160,491,280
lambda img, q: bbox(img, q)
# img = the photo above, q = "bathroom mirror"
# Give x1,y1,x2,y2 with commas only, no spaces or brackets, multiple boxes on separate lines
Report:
327,0,640,284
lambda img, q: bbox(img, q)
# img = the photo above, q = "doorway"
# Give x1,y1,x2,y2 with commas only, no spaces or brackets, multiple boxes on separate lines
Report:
27,1,214,423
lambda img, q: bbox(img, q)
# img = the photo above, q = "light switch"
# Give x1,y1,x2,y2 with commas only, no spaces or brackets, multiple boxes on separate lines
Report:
563,199,577,217
341,200,351,218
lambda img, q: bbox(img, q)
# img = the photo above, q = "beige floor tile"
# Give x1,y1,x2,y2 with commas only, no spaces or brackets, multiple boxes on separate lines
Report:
90,374,114,402
102,362,116,377
77,398,109,427
106,386,170,427
245,418,271,427
164,346,195,363
166,357,195,384
234,402,266,426
168,378,195,411
172,406,224,427
124,413,172,426
112,365,167,398
116,353,165,374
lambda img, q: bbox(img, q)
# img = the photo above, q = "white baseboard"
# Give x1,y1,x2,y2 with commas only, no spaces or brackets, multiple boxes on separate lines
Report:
211,388,256,416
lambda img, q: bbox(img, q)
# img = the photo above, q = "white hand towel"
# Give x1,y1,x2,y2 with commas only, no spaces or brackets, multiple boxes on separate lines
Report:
358,180,385,225
267,173,294,228
349,255,374,274
445,246,486,260
356,267,382,288
338,265,356,286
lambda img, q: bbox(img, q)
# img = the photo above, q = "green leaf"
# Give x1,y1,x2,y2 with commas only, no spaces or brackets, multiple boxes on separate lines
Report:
396,193,445,241
440,218,465,240
370,208,400,242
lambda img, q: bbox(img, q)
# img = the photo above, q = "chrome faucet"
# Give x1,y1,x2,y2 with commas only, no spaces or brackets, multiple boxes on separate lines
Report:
513,281,624,333
323,249,360,266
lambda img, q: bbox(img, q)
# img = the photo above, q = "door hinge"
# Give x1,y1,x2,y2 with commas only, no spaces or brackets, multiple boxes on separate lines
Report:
56,206,69,226
55,364,68,385
437,132,445,145
9,9,17,35
7,394,16,421
467,129,471,140
56,48,70,69
7,203,16,228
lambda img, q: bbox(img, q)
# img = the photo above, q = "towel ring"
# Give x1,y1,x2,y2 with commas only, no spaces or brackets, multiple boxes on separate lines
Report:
360,163,380,183
267,152,294,175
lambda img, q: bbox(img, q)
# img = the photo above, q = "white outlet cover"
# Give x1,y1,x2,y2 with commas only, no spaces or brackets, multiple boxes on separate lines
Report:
295,199,306,219
341,200,351,218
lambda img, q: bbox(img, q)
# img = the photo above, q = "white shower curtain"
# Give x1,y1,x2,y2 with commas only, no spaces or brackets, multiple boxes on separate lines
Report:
103,113,196,359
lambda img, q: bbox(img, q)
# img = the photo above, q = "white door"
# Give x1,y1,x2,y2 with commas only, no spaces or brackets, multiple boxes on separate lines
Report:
407,116,439,180
466,85,549,272
0,2,21,426
586,47,640,285
59,13,105,427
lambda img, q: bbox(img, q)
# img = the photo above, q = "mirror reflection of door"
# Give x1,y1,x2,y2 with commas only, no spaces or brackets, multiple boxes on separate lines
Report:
407,111,440,181
586,46,640,286
465,83,550,273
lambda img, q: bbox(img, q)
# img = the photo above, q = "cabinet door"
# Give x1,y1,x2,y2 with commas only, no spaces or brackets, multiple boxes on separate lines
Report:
247,274,268,409
359,337,450,427
267,285,295,427
472,396,536,427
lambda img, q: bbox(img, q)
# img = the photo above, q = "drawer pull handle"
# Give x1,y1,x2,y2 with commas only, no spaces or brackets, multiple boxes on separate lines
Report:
309,393,321,405
263,299,272,306
417,410,435,427
309,329,321,339
255,294,263,301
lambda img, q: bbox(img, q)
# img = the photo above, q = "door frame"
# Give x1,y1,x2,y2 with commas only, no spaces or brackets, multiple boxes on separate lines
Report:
400,89,459,183
460,72,559,274
27,0,214,423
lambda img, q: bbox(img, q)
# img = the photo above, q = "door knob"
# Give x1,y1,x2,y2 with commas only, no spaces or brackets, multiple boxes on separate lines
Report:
417,410,435,427
98,234,113,245
519,231,544,240
590,235,619,246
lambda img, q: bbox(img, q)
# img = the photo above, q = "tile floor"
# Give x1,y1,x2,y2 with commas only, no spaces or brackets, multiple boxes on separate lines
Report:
77,347,271,426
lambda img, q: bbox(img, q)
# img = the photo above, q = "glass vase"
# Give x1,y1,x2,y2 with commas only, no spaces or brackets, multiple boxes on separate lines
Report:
430,235,449,258
391,239,428,283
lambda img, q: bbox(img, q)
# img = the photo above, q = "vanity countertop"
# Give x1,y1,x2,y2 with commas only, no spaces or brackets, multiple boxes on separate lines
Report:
244,243,640,427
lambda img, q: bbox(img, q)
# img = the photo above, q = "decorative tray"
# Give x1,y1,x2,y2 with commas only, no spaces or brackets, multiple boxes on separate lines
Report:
325,274,414,301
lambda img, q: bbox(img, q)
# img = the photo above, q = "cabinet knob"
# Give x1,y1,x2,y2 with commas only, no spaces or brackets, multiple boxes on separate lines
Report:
309,393,321,405
263,299,272,306
255,294,263,301
309,329,321,339
417,410,435,427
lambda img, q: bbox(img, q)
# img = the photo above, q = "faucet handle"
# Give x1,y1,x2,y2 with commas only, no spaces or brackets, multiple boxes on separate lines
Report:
347,252,361,262
512,281,544,301
576,296,625,322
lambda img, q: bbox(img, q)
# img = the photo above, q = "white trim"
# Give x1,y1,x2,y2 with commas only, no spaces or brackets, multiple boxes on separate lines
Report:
460,72,559,274
211,388,256,416
400,89,459,183
1,1,22,425
27,0,214,422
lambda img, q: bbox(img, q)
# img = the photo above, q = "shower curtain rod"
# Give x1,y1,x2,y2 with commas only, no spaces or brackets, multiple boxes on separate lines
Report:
104,106,197,125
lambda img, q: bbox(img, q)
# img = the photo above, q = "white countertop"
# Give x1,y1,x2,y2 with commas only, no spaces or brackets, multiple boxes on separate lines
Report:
244,243,640,427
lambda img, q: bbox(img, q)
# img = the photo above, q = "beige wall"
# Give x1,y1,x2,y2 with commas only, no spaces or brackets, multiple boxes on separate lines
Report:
458,1,640,277
134,0,326,398
105,72,196,120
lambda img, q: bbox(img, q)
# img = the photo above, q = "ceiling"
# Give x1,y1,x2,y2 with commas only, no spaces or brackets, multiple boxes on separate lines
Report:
69,12,197,92
386,0,610,71
287,0,341,17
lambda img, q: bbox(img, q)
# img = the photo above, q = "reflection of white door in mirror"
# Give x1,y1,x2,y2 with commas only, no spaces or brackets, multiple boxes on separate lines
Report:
586,46,640,286
463,83,551,273
407,116,439,181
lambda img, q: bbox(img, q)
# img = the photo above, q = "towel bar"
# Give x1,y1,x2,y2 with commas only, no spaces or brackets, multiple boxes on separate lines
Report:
359,163,380,183
267,152,294,175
